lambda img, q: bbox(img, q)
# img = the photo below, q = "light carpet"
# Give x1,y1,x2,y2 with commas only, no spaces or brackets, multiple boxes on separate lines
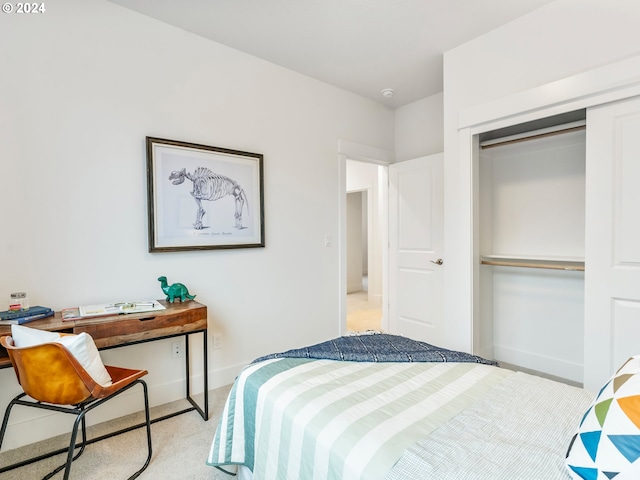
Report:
346,309,382,332
0,385,234,480
346,290,382,332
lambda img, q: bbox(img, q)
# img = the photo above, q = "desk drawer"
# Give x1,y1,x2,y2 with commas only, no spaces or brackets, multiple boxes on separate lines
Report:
75,309,207,349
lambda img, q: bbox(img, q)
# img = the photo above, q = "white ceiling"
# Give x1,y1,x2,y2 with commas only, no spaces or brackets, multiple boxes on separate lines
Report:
108,0,555,108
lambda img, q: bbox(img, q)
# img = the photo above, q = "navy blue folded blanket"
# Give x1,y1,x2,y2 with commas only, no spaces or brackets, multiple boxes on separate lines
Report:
252,333,497,366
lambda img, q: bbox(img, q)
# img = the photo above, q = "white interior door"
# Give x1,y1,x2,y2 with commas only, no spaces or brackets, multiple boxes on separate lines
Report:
585,96,640,391
388,153,444,345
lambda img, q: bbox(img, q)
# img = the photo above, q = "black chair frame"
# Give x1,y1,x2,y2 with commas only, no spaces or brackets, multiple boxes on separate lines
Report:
0,379,152,480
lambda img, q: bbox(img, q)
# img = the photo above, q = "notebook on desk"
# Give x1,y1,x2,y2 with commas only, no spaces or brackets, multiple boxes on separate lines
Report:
0,306,55,324
61,302,166,321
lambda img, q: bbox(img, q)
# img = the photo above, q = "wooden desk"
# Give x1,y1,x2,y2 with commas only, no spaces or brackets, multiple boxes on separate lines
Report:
0,300,208,475
0,300,208,421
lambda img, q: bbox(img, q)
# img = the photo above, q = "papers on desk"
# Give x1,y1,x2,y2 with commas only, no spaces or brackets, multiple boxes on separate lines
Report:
61,301,165,321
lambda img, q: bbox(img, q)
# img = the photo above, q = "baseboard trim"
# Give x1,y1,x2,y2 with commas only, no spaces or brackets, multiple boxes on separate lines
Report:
493,344,583,385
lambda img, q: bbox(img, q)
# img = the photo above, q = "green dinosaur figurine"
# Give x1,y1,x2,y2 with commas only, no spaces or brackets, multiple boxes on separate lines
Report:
158,276,196,303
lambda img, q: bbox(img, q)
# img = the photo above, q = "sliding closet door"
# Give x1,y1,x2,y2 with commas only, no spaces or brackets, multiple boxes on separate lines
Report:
585,96,640,392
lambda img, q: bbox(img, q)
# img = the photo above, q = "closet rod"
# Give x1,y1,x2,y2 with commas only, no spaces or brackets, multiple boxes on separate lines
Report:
480,123,586,150
481,259,585,271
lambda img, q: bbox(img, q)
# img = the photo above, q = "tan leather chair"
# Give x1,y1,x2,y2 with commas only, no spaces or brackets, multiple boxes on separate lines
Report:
0,335,152,480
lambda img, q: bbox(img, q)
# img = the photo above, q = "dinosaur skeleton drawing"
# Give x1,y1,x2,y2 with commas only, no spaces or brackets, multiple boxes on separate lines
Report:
169,167,249,230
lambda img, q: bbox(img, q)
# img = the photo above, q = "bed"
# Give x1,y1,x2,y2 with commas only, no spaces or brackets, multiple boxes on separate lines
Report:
207,333,607,479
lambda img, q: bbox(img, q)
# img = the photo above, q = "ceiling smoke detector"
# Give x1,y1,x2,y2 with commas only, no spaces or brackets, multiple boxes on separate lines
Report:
381,88,394,98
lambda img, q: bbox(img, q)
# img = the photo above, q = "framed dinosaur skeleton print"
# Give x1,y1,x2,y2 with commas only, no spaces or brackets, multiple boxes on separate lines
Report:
146,137,264,252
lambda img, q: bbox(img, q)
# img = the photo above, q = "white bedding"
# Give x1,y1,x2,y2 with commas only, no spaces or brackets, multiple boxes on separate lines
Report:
208,358,512,479
208,357,594,480
387,371,594,480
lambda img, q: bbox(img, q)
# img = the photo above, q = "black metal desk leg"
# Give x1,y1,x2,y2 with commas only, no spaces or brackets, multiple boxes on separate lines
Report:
184,331,209,421
203,332,209,420
185,332,191,402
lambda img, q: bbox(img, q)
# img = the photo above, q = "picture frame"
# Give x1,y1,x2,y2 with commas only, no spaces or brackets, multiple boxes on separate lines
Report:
146,137,265,252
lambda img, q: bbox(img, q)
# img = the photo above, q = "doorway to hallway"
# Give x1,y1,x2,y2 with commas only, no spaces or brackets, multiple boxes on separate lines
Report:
345,160,386,333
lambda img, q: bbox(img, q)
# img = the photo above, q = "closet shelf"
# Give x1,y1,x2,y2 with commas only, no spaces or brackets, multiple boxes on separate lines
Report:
480,254,585,271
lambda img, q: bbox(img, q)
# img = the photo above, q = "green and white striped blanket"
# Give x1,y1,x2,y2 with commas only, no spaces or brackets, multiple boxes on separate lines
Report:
207,357,513,480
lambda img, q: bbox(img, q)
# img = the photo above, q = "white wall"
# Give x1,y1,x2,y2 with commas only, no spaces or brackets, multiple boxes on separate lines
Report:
346,192,364,293
443,0,640,353
395,93,444,161
361,193,369,275
0,0,394,449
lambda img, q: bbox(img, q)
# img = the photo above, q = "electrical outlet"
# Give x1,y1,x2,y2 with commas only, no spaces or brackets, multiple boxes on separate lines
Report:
213,334,223,350
171,341,183,358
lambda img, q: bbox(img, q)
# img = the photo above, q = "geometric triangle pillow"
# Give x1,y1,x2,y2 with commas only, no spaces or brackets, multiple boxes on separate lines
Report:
566,355,640,480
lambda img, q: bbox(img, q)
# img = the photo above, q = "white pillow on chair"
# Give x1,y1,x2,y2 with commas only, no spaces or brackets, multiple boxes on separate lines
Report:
56,333,112,387
10,324,59,347
11,325,112,387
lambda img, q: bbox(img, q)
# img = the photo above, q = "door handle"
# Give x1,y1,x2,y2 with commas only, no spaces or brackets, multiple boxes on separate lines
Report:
430,258,443,266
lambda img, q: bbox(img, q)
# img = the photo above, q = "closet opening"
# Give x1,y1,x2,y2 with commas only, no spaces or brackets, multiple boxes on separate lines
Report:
474,108,586,386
